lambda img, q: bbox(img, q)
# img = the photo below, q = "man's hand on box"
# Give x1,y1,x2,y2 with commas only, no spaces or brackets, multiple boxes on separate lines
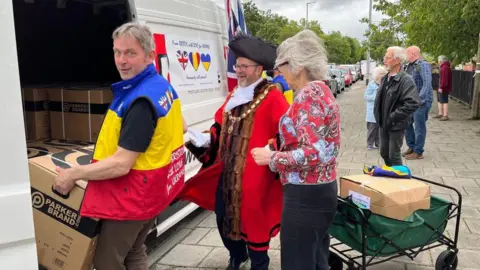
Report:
53,166,76,195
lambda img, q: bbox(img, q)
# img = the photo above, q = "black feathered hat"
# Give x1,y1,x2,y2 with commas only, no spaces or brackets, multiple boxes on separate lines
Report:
228,32,277,70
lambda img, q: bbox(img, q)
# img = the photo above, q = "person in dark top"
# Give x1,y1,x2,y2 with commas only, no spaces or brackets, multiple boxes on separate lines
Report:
434,55,452,121
403,46,433,160
53,22,185,269
374,46,420,166
119,98,156,151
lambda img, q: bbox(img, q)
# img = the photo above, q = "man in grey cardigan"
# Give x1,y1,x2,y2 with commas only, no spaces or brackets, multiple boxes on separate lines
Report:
374,46,421,166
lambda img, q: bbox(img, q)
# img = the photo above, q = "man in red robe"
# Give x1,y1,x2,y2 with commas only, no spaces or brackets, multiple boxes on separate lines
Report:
178,33,290,270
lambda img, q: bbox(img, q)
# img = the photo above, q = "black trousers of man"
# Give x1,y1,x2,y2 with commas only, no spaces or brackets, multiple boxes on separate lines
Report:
379,128,405,166
214,175,270,270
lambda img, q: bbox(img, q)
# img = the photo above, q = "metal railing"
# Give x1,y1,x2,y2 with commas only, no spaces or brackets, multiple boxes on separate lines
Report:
450,70,475,105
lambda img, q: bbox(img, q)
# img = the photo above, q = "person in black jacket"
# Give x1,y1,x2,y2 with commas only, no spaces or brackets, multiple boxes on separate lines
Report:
374,46,420,166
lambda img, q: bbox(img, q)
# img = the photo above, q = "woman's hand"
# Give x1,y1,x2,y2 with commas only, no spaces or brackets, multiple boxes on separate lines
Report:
251,147,273,166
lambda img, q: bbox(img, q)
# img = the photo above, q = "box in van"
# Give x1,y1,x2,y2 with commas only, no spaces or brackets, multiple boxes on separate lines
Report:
21,87,52,141
49,87,113,143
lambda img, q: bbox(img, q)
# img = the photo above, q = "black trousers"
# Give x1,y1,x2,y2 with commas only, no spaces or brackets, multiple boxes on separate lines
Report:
366,122,380,147
280,181,338,270
379,128,405,166
214,175,270,270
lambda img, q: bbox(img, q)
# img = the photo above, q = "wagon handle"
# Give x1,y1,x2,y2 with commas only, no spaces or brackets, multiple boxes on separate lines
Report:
412,175,463,246
411,175,462,206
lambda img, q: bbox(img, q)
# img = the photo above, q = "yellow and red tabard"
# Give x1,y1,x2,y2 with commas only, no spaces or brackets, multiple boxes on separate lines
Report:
81,64,185,220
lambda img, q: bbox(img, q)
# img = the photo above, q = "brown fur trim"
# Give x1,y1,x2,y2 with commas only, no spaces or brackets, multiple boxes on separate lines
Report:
217,81,276,240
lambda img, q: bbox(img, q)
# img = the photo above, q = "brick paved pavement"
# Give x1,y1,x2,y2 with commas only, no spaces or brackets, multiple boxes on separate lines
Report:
149,82,480,270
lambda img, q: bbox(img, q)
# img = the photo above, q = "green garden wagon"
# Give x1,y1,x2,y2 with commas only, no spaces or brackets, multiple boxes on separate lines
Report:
328,176,462,270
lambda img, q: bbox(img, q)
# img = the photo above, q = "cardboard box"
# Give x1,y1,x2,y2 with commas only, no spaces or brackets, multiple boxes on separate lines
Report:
28,141,98,270
49,87,113,143
21,87,52,141
340,174,431,220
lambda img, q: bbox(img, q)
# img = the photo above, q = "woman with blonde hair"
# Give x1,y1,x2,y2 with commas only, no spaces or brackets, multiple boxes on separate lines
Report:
251,29,341,270
364,66,387,149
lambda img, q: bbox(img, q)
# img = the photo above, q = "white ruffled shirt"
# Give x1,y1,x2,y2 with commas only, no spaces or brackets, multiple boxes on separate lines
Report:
188,78,264,148
224,78,263,112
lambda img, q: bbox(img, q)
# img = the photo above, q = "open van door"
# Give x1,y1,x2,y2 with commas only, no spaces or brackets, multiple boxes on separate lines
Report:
0,1,38,268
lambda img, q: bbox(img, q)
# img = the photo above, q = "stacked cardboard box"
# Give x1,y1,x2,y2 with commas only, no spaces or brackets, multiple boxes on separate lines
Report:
21,87,52,141
340,174,431,220
22,84,112,269
27,140,98,270
21,85,112,143
49,86,113,143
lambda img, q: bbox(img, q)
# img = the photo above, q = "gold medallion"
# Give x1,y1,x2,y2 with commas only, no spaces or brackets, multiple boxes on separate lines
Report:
228,125,234,134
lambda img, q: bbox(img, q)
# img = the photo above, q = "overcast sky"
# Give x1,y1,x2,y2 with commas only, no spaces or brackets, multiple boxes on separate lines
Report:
214,0,384,41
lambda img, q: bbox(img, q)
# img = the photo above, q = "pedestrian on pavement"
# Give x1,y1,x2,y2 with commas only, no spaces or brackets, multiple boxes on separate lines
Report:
403,46,434,159
178,32,290,270
53,22,186,269
251,29,341,270
374,46,420,166
434,55,452,121
365,66,387,150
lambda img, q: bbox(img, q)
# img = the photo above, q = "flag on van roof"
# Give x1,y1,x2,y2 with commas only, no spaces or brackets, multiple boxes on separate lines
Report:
226,0,248,92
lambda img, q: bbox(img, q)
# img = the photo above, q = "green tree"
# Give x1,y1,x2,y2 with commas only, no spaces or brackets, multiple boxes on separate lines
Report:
361,18,404,62
277,20,302,43
368,0,480,64
323,31,352,64
242,1,263,37
256,11,289,45
242,1,365,63
346,37,362,63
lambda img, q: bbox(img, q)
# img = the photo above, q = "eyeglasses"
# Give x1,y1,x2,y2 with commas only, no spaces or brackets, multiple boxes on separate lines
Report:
274,61,289,70
233,64,259,71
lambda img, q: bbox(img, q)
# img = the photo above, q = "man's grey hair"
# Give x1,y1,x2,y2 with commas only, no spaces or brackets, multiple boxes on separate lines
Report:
438,55,448,62
372,66,388,81
388,46,407,63
275,29,328,81
112,22,155,54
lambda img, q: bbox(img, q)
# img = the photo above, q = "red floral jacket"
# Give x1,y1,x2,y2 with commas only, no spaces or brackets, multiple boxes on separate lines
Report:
269,81,341,185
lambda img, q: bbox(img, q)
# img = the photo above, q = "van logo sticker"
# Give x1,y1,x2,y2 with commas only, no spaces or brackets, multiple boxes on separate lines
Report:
201,53,211,71
176,50,189,70
189,52,201,71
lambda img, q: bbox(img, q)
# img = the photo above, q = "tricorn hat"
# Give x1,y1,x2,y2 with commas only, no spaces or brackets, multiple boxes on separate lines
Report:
228,32,277,70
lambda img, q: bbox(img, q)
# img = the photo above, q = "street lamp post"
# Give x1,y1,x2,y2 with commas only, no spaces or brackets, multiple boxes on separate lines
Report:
366,0,373,85
305,1,316,29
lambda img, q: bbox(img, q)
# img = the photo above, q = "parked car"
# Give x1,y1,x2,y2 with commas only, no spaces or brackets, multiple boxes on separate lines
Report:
323,70,338,98
341,65,360,82
337,66,353,87
330,68,345,92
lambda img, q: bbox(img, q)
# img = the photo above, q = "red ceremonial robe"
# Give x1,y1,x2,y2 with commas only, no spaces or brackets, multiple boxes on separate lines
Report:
178,79,290,251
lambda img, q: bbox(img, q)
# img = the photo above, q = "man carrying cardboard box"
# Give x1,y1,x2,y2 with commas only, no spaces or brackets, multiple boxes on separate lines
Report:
53,22,185,269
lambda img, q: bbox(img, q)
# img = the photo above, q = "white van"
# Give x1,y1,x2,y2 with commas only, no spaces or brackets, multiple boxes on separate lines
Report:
0,0,228,268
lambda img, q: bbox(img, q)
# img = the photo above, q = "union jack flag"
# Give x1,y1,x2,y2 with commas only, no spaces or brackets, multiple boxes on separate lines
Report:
176,50,189,70
225,0,248,92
